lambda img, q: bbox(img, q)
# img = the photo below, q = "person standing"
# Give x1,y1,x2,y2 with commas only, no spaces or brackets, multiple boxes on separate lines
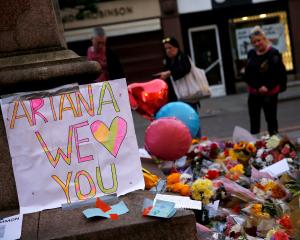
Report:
245,26,287,136
156,36,200,110
87,26,124,82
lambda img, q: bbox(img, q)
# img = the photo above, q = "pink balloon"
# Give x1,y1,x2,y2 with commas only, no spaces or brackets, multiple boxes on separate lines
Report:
144,118,192,161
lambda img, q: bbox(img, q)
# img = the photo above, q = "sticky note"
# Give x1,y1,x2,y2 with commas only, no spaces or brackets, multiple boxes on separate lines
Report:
142,198,176,218
83,201,129,219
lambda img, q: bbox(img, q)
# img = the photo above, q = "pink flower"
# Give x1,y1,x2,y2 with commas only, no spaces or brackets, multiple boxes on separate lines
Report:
210,142,218,150
281,146,290,155
289,151,297,159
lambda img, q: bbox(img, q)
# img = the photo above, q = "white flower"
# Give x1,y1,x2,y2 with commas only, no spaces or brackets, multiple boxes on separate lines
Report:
260,178,269,186
180,173,192,184
256,158,263,164
257,149,265,157
265,155,274,163
231,224,242,233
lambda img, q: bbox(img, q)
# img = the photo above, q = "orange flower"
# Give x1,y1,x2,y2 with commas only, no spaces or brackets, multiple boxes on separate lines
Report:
271,184,287,199
234,141,247,150
246,143,256,153
167,173,181,185
251,203,270,219
167,183,190,196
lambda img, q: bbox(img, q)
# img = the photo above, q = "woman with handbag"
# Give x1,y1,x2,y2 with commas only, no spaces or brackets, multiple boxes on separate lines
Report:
155,36,200,110
245,26,287,136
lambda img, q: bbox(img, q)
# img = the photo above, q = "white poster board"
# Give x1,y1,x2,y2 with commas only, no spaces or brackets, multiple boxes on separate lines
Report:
235,23,286,60
0,79,144,214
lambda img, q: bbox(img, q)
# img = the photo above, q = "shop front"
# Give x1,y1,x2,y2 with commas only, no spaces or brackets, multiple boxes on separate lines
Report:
59,0,164,83
177,0,296,96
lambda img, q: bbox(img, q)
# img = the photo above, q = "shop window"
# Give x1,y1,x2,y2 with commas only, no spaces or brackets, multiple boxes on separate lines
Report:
229,11,293,80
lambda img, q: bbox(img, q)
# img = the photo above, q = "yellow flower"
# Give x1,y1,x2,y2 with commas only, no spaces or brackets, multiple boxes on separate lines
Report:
228,149,238,161
264,182,276,191
203,189,213,198
251,203,262,215
229,164,244,175
191,191,201,201
251,203,270,219
191,179,214,204
257,212,270,219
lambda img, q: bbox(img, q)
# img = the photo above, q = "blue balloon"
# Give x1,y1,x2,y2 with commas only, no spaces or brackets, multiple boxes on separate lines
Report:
155,102,200,137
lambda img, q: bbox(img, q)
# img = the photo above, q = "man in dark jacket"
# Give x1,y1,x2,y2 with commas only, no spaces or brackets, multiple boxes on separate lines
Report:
87,27,125,82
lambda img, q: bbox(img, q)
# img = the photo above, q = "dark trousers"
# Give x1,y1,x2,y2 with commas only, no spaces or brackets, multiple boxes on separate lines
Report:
248,93,278,135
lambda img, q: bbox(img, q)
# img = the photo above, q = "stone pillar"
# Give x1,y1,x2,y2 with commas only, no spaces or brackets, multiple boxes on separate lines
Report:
0,3,197,240
288,0,300,79
159,0,184,50
0,0,100,211
0,0,100,95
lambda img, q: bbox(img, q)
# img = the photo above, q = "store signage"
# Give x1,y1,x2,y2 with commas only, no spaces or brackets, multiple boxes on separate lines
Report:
177,0,278,13
62,6,133,23
235,23,286,60
61,0,160,30
0,79,144,214
212,0,251,9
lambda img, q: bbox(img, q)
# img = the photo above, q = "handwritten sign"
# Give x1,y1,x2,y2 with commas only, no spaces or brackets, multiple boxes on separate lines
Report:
0,79,144,214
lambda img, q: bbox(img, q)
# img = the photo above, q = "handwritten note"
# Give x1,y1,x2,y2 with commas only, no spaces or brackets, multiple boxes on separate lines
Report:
154,194,202,210
260,159,290,177
0,214,23,240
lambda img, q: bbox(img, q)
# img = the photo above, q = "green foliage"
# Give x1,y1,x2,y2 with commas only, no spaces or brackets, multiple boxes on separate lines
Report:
285,172,300,197
263,199,279,217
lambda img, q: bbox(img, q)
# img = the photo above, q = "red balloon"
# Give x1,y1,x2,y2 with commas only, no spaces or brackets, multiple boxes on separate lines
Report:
144,118,192,161
128,79,168,120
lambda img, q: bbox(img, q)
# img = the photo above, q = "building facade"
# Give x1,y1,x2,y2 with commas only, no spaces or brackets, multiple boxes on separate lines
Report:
61,0,165,84
174,0,300,96
60,0,300,97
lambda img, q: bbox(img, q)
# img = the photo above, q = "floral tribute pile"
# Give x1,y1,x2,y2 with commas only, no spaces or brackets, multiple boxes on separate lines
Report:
160,135,300,240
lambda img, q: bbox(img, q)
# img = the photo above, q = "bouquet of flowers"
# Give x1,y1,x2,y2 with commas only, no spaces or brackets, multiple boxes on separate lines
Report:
250,203,271,219
253,178,287,200
224,215,244,239
225,164,245,181
266,229,290,240
191,178,214,205
196,141,222,160
253,136,299,170
252,147,275,169
166,173,191,196
285,172,300,197
233,141,256,166
275,137,298,161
